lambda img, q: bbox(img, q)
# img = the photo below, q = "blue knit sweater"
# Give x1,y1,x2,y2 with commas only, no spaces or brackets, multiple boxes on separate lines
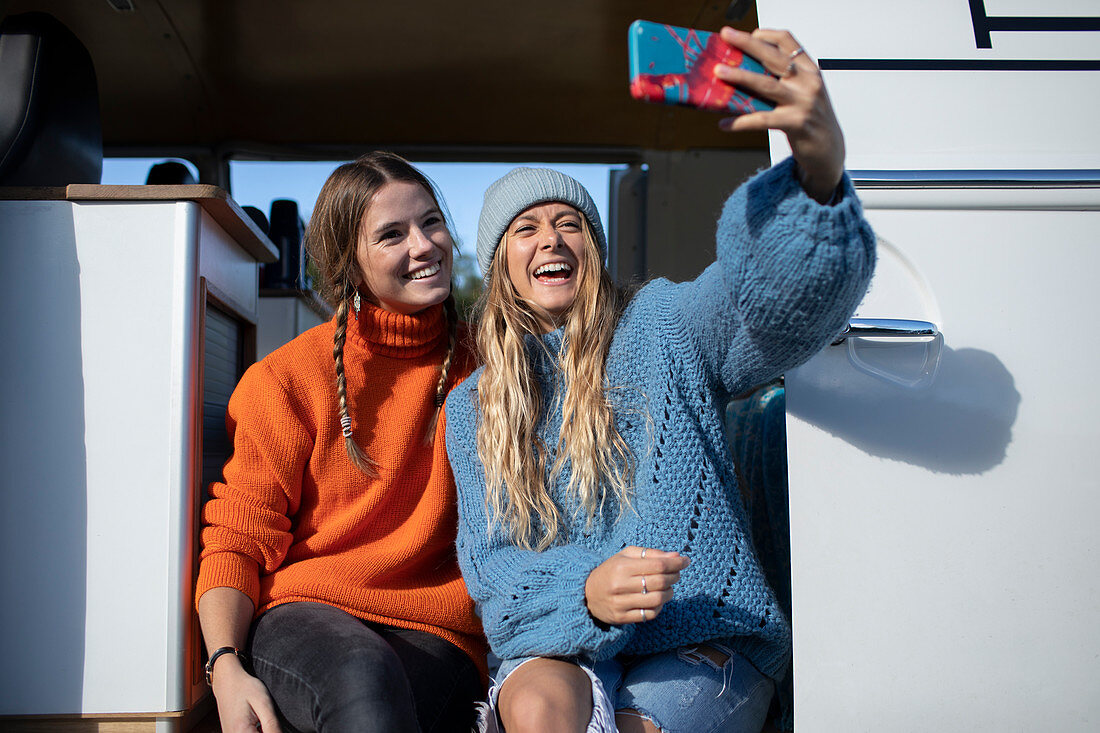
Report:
445,158,876,681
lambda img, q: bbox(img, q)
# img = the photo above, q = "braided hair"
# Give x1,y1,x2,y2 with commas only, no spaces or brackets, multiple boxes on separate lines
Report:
305,152,458,475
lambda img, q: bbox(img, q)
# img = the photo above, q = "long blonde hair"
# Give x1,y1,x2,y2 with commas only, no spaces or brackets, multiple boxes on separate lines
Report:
305,152,458,475
475,216,634,550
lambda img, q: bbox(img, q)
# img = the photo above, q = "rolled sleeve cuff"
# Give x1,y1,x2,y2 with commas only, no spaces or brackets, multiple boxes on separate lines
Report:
195,551,261,611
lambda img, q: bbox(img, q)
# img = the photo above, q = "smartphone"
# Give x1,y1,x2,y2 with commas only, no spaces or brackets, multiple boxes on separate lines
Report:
628,19,774,115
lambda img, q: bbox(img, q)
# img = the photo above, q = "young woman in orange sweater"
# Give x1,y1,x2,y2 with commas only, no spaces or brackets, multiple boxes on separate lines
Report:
195,152,485,733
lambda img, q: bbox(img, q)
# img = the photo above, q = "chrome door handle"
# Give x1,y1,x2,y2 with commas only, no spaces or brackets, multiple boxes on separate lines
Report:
830,318,943,388
833,318,940,344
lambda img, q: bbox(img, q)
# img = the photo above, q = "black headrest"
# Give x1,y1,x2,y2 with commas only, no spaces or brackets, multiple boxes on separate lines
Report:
262,199,305,289
146,161,197,185
0,12,102,186
241,206,270,236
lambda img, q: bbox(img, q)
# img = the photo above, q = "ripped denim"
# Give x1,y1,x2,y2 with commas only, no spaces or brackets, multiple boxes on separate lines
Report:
610,641,774,732
486,641,773,733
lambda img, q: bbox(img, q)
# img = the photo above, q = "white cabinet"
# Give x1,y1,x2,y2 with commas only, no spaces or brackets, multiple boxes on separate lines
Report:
0,186,275,729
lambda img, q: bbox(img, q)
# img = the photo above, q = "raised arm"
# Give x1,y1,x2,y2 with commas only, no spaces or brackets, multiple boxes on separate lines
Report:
668,27,875,397
717,27,846,204
671,158,874,398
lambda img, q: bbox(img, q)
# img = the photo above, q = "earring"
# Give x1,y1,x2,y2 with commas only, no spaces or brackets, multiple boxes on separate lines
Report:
353,290,361,315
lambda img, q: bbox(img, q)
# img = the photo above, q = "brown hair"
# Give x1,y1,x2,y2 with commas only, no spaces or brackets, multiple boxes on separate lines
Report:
475,215,635,550
305,151,458,474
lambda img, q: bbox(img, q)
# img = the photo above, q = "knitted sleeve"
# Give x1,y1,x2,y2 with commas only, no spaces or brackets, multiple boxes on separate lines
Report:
445,383,633,662
195,360,311,609
671,157,876,397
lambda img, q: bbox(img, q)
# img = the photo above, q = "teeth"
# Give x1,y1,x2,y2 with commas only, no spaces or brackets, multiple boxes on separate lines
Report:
534,262,573,276
408,262,441,280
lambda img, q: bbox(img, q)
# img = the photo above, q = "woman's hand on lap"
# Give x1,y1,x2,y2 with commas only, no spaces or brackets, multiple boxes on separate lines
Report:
211,657,282,733
714,27,845,204
585,546,689,625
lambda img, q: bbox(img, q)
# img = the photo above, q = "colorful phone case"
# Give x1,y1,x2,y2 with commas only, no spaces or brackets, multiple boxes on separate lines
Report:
628,19,774,115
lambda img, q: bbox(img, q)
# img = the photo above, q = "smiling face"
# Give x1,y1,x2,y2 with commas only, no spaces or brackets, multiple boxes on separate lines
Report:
504,202,587,331
355,180,453,315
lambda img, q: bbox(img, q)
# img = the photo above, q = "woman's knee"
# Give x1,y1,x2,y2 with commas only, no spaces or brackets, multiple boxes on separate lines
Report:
321,638,411,699
299,644,416,732
250,605,418,731
498,659,592,733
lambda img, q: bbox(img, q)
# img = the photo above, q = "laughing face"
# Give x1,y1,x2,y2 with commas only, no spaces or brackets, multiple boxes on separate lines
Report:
355,180,453,315
504,202,587,331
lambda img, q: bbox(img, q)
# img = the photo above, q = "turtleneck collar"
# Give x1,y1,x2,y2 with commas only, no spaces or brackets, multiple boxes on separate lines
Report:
524,326,565,351
347,299,446,358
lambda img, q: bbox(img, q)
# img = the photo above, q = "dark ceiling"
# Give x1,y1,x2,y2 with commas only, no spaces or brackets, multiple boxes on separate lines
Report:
1,0,768,158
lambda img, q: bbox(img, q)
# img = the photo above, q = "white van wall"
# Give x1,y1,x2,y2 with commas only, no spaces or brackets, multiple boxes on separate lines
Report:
756,1,1100,730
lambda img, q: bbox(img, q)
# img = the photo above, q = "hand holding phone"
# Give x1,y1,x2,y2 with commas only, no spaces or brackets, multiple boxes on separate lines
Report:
628,19,774,115
629,22,846,203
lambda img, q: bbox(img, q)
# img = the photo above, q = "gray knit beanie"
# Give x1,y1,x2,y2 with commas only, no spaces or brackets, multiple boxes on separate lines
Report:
476,167,607,277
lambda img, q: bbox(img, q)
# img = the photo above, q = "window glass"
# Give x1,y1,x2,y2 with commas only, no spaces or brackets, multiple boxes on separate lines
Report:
229,160,625,315
100,157,200,185
229,160,624,277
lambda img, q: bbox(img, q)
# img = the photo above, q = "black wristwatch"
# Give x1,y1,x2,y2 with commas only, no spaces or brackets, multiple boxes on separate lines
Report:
204,646,248,685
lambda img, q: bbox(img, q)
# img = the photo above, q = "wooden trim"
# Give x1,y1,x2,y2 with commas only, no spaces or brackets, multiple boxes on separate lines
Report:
204,281,258,368
205,279,258,329
193,280,257,699
0,721,158,732
0,692,215,732
194,278,211,701
0,184,278,265
0,712,185,720
0,187,69,200
0,714,178,733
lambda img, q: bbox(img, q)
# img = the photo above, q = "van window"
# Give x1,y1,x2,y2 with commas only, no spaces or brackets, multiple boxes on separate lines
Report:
228,160,625,279
101,157,200,185
229,159,624,316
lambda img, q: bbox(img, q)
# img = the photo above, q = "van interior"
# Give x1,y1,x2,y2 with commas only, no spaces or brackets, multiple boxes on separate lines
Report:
0,2,797,730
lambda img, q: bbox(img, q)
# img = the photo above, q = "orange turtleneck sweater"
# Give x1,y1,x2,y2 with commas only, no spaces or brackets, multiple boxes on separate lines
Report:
196,301,485,674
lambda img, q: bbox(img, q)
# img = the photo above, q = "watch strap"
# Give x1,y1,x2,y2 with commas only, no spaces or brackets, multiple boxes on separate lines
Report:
204,646,248,685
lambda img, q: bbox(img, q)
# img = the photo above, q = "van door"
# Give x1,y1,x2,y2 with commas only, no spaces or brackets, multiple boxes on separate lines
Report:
756,1,1100,730
786,185,1100,731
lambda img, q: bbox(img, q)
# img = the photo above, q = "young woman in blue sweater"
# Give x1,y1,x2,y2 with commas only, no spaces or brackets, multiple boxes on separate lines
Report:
445,28,876,733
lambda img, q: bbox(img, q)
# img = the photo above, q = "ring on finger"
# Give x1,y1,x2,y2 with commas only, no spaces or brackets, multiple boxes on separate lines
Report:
641,575,648,594
639,608,647,622
784,46,807,77
641,547,647,559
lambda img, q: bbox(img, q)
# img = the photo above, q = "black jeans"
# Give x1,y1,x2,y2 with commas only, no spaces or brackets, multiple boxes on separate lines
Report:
249,602,481,733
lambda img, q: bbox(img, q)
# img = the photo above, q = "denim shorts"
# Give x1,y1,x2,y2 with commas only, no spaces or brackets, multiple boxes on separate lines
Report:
486,641,774,733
